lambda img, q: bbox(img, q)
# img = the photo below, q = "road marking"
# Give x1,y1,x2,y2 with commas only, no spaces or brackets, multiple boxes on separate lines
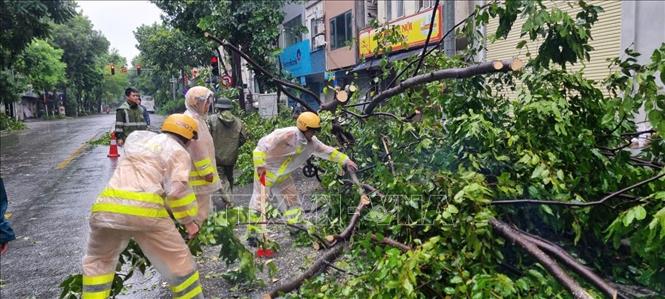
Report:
56,143,89,170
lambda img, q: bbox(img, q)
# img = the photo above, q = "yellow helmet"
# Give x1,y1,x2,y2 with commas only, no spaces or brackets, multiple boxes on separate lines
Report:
161,113,198,140
296,111,321,131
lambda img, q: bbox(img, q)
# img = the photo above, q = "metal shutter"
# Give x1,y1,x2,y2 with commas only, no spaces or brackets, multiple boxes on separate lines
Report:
485,1,622,83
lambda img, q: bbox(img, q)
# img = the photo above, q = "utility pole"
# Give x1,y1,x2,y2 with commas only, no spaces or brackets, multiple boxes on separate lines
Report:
170,77,177,101
443,0,456,57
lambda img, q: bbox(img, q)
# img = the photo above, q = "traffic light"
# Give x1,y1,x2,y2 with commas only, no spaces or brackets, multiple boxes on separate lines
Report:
211,56,219,76
136,64,142,76
110,64,115,75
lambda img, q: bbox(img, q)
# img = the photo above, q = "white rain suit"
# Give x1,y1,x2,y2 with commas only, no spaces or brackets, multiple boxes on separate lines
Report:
82,131,203,299
184,87,222,223
250,127,349,211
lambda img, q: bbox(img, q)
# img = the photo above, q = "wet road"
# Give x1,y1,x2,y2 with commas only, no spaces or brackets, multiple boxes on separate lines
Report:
0,114,163,298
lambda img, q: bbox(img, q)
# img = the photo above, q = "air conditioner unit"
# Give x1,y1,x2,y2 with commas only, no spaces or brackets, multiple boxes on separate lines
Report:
313,35,326,48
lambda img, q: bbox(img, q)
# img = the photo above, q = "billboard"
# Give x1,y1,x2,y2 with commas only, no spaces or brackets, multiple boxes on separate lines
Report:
279,40,312,77
359,6,443,58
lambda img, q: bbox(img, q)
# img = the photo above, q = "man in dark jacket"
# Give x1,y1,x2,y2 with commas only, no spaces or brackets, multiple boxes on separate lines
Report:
0,178,16,255
208,99,247,205
138,96,151,126
115,87,148,146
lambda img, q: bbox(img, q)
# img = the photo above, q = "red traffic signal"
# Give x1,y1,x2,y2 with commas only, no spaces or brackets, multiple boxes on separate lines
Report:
136,64,142,76
211,56,219,76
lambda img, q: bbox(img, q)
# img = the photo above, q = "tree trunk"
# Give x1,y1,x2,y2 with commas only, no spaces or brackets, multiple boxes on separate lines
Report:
231,47,246,111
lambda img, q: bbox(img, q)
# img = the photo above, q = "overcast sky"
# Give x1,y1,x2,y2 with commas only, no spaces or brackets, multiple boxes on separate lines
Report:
77,1,163,64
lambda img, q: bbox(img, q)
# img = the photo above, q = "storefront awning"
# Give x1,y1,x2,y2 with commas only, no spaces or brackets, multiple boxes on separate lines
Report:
352,46,438,72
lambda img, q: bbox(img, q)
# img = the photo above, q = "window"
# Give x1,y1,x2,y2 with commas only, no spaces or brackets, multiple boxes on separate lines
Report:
397,0,404,18
385,1,392,21
418,0,433,10
330,11,352,50
283,15,303,47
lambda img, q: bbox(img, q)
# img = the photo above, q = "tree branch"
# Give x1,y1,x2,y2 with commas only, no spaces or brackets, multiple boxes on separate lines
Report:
205,33,321,108
513,227,620,298
489,219,593,299
492,172,665,206
364,59,523,114
384,2,494,91
370,234,412,252
412,0,440,76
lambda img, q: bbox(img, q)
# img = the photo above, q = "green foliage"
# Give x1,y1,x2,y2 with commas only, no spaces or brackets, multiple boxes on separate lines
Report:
87,132,111,146
16,39,67,92
289,1,665,297
0,113,27,131
50,14,110,115
154,0,289,91
0,0,74,103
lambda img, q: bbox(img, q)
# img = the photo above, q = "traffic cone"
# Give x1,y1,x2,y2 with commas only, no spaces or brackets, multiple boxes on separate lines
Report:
107,132,120,158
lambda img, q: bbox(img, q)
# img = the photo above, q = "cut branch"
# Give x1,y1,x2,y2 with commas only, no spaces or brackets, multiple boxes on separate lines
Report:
489,219,593,299
514,227,619,298
265,243,345,299
364,59,523,113
492,172,665,206
370,234,412,252
266,194,371,298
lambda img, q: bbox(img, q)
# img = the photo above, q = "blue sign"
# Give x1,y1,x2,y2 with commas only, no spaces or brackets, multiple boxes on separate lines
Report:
280,40,312,77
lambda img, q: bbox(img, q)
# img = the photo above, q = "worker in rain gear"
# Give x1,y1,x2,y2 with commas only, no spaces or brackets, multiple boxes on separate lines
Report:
184,86,222,223
207,99,247,207
82,114,204,299
248,112,358,245
115,87,148,146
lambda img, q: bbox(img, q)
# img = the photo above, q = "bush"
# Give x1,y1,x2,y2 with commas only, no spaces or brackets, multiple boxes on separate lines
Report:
0,113,26,131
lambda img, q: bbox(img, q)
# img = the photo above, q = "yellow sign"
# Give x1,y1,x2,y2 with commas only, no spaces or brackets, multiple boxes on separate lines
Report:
359,6,443,58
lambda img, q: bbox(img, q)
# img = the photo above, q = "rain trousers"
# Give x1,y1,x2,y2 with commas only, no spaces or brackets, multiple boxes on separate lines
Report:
82,131,203,299
250,127,349,211
184,90,222,223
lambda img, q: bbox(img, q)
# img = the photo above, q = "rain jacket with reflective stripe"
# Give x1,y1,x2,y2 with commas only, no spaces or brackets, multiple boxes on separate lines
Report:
90,131,198,231
185,110,222,195
115,101,147,141
252,126,349,187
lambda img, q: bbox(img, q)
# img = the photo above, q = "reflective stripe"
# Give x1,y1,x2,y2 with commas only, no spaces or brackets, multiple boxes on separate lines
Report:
194,158,211,168
295,146,303,155
175,285,203,299
172,206,198,219
172,271,200,293
83,282,113,293
330,149,347,165
92,203,169,218
123,122,147,127
168,193,196,208
189,167,214,177
189,174,219,187
98,188,164,205
253,150,266,166
83,273,115,285
115,121,124,126
82,289,111,299
277,156,293,176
